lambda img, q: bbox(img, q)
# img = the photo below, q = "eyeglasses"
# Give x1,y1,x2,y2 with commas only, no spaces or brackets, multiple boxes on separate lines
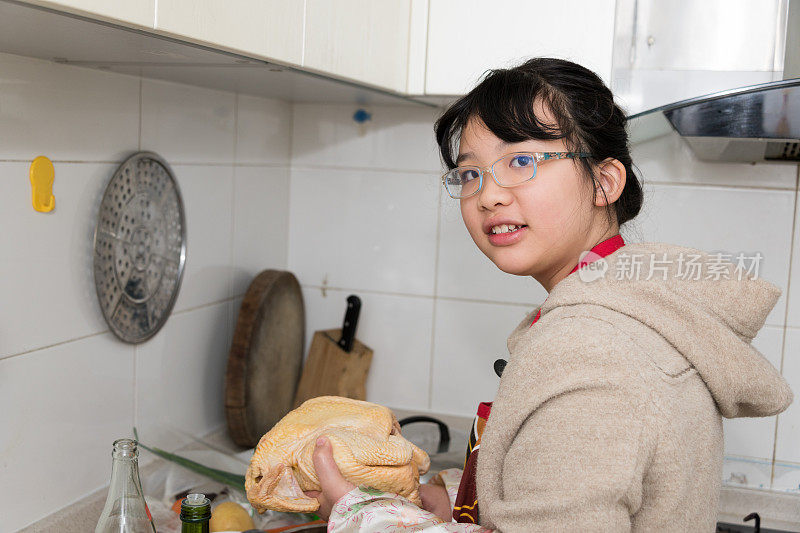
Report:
441,151,593,199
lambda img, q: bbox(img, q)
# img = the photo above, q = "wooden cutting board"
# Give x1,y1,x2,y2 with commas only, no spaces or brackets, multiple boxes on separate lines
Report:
292,328,373,408
225,270,304,448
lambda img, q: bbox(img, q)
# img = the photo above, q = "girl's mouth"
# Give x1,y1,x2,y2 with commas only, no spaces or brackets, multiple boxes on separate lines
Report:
487,224,527,246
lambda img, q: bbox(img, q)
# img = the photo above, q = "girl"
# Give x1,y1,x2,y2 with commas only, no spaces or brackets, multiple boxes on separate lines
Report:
305,58,794,531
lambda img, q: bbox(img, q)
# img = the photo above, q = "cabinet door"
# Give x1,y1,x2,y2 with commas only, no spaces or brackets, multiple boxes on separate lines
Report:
22,0,155,28
304,0,411,93
425,0,615,95
156,0,304,65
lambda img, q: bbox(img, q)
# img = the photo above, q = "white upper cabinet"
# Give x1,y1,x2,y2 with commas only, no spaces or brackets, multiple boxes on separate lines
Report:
424,0,616,95
303,0,412,93
22,0,155,27
156,0,304,65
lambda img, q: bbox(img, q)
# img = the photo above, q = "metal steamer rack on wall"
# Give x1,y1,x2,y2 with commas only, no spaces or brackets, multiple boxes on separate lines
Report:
92,152,186,343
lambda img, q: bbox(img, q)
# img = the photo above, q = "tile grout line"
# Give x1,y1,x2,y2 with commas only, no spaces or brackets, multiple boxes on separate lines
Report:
645,178,796,192
172,297,239,316
137,77,143,151
770,163,800,486
404,0,413,94
298,283,538,308
300,0,307,66
284,101,298,274
0,159,291,168
291,163,443,176
423,0,431,94
0,297,241,363
427,186,443,410
772,458,800,468
229,93,239,303
1,159,126,164
0,330,109,362
133,344,138,433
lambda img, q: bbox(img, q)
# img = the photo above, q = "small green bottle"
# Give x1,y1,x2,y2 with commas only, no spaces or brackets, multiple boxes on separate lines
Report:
180,494,211,533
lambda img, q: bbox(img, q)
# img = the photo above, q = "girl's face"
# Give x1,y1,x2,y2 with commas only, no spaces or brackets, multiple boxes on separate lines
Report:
457,113,619,292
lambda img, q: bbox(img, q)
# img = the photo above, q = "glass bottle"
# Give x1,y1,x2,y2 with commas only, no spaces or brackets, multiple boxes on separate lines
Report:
96,438,156,533
180,493,211,533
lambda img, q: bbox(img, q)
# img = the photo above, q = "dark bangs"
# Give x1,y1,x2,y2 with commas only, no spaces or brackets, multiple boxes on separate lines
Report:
434,64,586,170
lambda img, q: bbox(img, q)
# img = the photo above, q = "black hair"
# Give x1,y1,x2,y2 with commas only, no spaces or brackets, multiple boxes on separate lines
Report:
433,57,643,227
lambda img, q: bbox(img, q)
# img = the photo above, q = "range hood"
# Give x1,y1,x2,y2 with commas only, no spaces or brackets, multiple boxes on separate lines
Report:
628,78,800,163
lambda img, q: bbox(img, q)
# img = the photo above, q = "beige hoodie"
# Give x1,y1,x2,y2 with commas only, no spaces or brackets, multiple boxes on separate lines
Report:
475,241,794,532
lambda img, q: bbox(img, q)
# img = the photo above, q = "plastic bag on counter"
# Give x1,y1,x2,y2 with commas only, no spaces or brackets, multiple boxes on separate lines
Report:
139,446,322,532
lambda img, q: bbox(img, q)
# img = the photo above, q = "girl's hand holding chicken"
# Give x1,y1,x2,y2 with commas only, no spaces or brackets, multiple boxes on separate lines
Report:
304,436,453,523
302,437,354,521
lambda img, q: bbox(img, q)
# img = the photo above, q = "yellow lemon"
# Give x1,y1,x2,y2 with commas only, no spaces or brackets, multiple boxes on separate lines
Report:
209,501,255,532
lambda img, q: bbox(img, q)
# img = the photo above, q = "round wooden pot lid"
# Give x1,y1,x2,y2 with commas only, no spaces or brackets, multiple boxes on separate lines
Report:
225,270,305,447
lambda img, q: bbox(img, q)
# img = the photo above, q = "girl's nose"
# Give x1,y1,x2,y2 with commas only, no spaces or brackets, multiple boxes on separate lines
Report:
478,171,513,210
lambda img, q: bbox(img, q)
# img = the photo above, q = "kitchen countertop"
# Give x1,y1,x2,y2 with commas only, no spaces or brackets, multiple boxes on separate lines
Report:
20,429,249,533
20,425,800,532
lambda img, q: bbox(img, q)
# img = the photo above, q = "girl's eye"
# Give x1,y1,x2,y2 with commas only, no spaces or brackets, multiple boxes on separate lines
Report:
510,155,534,168
458,169,480,182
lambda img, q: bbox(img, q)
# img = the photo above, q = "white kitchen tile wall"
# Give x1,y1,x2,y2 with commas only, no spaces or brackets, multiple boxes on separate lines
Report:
0,52,291,529
288,167,439,295
135,301,231,452
784,190,800,328
231,166,290,297
291,103,442,172
0,333,135,533
140,78,236,164
776,328,800,465
431,299,530,416
170,164,234,312
0,52,139,162
235,94,294,166
0,161,112,358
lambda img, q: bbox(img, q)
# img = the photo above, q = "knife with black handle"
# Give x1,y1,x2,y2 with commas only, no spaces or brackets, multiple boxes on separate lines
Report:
338,295,361,353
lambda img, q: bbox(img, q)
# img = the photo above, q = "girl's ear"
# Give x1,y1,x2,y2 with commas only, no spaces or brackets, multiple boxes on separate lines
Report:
593,158,626,207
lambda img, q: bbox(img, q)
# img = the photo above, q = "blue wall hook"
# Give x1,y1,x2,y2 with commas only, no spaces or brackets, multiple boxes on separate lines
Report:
353,108,372,123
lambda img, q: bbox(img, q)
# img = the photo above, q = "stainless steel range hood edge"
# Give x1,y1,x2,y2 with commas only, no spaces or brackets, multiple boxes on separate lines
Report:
628,78,800,163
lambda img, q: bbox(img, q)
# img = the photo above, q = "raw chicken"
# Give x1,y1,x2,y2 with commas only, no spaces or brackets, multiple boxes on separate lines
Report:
245,396,430,513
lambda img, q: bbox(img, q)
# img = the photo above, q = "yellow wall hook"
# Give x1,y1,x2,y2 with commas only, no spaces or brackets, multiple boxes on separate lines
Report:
30,156,55,213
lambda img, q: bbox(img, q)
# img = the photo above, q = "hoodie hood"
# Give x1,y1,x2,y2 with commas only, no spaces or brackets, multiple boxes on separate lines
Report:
531,241,793,419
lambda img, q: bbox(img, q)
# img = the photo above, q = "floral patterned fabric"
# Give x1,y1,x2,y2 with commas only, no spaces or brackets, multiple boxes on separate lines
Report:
327,478,492,533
